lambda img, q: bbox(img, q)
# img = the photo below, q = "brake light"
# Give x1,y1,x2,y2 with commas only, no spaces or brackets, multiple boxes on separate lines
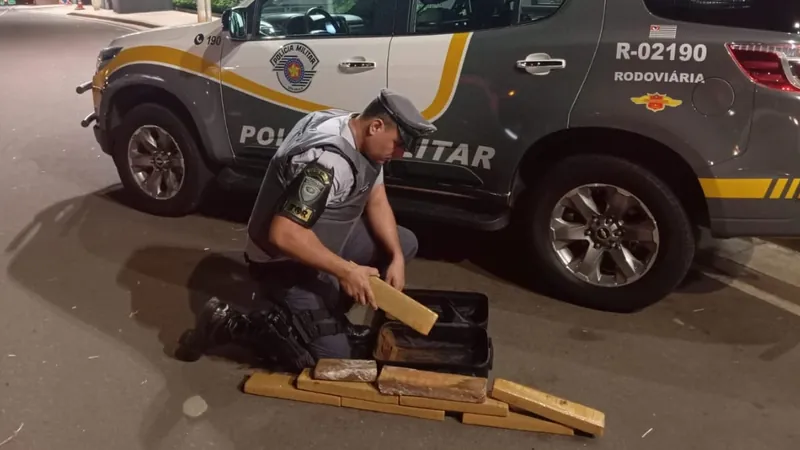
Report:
726,43,800,93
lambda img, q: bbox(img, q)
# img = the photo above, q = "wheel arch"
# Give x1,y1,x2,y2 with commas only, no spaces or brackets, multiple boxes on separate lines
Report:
100,78,222,171
510,127,710,229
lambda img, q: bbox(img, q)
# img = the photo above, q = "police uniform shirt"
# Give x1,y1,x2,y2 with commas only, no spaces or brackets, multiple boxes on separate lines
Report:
244,113,382,260
287,112,384,205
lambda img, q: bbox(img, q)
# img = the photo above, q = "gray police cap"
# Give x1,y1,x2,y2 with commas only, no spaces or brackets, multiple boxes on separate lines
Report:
376,88,437,149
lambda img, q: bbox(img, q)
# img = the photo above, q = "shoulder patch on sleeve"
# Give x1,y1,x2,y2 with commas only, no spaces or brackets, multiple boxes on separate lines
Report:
277,161,334,227
298,164,332,203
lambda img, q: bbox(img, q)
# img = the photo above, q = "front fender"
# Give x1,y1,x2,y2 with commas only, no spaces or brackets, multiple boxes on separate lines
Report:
96,67,232,166
97,72,171,130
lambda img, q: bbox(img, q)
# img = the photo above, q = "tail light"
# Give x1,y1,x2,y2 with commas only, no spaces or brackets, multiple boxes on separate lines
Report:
726,43,800,93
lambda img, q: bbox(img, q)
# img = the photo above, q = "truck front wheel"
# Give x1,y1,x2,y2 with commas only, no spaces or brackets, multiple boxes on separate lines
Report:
111,103,214,217
521,154,696,313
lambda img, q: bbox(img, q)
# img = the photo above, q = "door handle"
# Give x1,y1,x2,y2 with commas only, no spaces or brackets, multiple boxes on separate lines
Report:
516,60,565,68
516,53,566,76
339,60,376,69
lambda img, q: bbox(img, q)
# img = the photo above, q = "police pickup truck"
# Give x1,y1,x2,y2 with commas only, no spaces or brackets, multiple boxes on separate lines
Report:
77,0,800,312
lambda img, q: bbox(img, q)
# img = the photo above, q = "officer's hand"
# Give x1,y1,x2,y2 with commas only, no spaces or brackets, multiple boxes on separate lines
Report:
340,263,380,310
385,257,406,291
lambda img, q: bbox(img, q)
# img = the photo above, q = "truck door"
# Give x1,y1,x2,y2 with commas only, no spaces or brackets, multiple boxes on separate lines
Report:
219,0,395,168
384,0,605,196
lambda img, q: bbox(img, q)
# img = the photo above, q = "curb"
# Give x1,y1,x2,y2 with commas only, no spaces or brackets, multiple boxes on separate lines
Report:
174,6,221,18
695,232,800,304
9,4,67,8
698,234,800,290
67,10,159,28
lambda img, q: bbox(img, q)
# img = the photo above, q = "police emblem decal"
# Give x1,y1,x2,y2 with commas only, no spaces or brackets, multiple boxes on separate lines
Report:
270,42,320,93
300,176,325,203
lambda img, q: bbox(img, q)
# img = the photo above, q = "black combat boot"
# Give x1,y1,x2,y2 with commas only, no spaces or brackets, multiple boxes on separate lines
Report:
176,297,318,372
175,297,252,362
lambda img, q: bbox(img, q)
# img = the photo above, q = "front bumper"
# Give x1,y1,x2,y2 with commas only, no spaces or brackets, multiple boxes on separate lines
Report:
76,79,112,155
93,125,112,156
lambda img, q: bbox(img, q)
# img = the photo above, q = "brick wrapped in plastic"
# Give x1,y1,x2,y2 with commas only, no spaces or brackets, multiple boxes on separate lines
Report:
312,359,378,382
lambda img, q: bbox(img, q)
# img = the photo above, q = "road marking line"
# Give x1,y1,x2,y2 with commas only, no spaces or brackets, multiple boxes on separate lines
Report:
700,269,800,318
699,230,800,290
0,7,13,18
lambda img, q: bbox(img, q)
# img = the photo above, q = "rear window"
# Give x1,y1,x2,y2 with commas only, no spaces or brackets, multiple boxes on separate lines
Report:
644,0,800,34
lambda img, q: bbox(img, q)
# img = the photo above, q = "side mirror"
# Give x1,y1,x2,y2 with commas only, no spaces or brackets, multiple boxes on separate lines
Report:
221,9,231,31
221,7,247,40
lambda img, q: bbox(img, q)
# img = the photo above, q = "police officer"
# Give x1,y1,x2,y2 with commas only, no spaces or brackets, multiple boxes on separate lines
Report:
179,89,436,370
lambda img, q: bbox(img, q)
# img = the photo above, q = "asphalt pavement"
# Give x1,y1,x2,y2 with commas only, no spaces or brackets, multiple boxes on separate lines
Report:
1,7,799,450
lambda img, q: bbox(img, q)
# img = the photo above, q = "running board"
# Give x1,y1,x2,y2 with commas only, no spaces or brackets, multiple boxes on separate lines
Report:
389,195,510,232
216,167,511,231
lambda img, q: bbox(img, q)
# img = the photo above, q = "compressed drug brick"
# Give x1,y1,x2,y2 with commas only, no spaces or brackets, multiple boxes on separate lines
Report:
313,359,378,382
298,369,398,405
377,366,487,403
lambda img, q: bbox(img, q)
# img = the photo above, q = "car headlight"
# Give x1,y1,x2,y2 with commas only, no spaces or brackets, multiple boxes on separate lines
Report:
97,47,123,72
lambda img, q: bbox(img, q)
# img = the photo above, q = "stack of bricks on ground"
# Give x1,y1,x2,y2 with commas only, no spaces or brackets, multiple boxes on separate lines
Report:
243,359,605,437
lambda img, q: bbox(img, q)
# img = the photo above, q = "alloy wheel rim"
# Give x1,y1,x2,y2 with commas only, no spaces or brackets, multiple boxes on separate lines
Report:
127,125,185,201
549,183,660,287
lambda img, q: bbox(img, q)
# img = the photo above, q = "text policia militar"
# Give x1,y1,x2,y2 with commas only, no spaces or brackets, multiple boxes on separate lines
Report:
238,126,497,170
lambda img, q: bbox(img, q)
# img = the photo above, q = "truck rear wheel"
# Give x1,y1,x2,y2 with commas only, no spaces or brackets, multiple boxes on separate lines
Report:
111,103,214,217
521,154,695,312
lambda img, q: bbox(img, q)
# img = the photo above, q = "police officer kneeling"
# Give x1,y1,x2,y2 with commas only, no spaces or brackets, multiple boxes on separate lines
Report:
180,89,436,371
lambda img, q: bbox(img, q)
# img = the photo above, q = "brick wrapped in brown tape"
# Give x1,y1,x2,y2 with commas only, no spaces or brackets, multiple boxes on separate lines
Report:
377,366,487,403
369,277,438,335
341,397,445,421
462,411,575,435
243,372,341,407
490,378,605,437
400,395,508,417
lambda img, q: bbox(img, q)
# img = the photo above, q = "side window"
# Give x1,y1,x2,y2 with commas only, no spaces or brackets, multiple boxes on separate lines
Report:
644,0,800,34
257,0,391,38
411,0,564,34
519,0,564,25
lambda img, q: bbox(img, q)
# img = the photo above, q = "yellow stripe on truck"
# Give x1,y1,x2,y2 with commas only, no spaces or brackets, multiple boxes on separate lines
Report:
698,178,800,199
420,32,470,121
770,178,788,199
699,178,771,199
95,45,331,111
94,33,472,118
785,179,800,199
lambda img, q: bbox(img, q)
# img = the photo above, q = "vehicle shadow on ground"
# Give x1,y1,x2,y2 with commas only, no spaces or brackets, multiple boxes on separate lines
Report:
5,186,799,449
189,189,800,363
196,188,730,303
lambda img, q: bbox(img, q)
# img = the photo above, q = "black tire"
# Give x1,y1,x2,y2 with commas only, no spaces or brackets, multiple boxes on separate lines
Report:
520,154,695,313
111,103,214,217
